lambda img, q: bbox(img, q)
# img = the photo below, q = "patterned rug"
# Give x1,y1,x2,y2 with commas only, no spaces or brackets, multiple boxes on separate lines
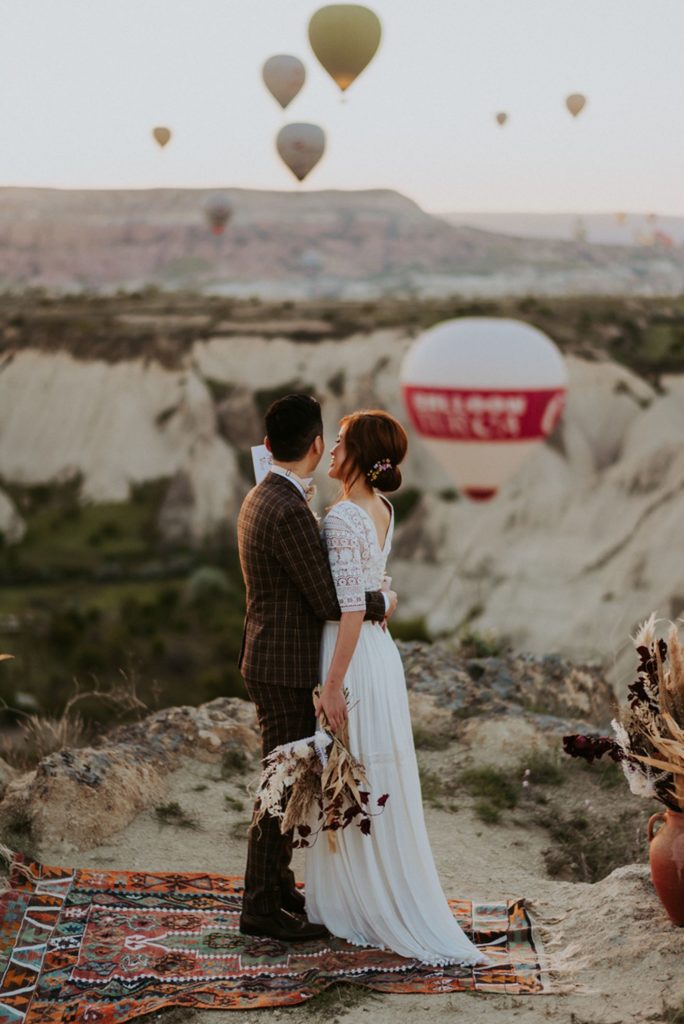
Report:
0,850,549,1022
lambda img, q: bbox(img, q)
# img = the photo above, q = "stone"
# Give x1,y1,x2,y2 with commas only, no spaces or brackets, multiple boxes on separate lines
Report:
0,697,260,850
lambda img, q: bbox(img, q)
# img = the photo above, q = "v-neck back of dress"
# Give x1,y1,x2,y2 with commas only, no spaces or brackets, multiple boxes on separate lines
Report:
344,495,393,553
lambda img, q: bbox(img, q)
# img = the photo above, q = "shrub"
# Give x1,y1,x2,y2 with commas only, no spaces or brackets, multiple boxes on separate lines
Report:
458,628,505,659
461,766,519,823
154,802,201,830
390,617,431,643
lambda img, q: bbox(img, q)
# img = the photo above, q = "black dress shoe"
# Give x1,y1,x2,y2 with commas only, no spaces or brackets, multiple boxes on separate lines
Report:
280,886,306,914
239,907,327,942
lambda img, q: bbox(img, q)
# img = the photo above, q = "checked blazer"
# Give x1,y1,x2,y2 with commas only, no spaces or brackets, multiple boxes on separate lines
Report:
237,471,386,688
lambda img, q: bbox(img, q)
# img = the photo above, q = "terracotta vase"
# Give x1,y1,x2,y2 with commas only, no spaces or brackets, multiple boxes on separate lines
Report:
648,809,684,926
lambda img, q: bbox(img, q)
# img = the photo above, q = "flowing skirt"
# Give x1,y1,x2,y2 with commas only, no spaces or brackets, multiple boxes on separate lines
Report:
305,621,488,966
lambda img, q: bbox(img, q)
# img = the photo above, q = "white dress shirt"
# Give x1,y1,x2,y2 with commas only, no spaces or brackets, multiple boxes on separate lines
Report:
269,464,312,499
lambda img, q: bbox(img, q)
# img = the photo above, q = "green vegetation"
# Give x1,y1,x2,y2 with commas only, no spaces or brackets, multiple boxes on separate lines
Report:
457,628,505,659
0,478,247,726
542,805,647,883
154,801,201,830
390,616,431,643
520,748,566,787
412,727,451,751
203,378,236,404
418,765,446,808
454,750,652,882
4,292,684,379
326,369,347,397
391,487,421,524
460,767,519,823
221,748,250,776
224,794,245,812
0,806,37,859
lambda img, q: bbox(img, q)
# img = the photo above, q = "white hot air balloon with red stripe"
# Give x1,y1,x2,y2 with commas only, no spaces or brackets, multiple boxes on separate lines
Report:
400,318,568,501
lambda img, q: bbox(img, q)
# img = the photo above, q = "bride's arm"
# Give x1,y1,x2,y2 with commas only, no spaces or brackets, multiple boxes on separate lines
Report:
317,509,374,732
317,611,364,731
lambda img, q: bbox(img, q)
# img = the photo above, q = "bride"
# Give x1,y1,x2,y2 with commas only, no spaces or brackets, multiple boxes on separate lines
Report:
305,409,489,967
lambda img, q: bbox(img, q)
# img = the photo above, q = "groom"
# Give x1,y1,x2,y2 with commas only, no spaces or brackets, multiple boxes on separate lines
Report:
237,394,397,942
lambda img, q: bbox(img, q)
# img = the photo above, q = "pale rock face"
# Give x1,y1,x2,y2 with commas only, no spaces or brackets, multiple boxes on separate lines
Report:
458,716,556,769
0,351,185,500
0,336,683,682
0,489,25,544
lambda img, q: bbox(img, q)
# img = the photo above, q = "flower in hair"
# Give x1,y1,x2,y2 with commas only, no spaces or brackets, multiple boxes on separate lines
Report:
367,458,393,483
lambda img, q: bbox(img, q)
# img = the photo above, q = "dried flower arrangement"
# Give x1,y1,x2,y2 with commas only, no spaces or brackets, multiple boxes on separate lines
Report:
252,689,389,851
564,613,684,811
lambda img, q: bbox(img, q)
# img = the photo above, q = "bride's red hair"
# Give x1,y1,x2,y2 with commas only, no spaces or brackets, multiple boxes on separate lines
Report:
338,410,408,493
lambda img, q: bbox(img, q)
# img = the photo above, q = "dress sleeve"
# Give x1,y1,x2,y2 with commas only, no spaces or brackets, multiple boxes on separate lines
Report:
324,511,366,613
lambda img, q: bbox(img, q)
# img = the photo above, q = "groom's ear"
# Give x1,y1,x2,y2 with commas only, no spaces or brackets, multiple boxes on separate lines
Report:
312,434,325,457
264,436,271,452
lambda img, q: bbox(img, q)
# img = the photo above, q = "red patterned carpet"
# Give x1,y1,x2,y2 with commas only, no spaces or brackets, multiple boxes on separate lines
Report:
0,851,548,1022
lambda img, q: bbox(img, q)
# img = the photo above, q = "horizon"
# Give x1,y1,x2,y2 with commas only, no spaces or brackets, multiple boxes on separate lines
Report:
1,182,683,221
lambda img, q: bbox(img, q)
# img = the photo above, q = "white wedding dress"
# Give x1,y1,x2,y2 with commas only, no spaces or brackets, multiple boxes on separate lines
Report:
305,497,488,967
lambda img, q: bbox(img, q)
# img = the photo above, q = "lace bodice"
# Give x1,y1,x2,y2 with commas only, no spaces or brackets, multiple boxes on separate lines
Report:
322,499,394,613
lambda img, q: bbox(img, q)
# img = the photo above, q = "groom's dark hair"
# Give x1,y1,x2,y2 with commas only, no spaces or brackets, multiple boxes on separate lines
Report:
265,394,323,462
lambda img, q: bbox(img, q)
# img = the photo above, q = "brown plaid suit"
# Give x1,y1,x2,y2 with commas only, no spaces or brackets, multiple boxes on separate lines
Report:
237,471,386,914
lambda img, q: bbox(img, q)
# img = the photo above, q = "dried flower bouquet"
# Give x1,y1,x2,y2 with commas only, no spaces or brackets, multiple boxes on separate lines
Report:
252,688,388,851
564,613,684,811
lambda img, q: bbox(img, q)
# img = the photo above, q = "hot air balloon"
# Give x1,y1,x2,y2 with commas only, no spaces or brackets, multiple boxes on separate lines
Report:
565,93,586,118
276,123,325,182
262,55,306,110
204,193,233,235
400,318,568,501
495,112,508,127
308,5,381,93
152,126,172,148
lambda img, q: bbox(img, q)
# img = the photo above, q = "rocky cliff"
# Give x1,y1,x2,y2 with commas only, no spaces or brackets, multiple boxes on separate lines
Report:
1,309,682,692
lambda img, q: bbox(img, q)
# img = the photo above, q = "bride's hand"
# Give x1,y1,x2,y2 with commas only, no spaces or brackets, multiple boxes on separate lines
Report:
316,682,348,733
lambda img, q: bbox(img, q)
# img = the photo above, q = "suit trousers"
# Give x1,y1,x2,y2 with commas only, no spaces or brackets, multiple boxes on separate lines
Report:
242,680,317,915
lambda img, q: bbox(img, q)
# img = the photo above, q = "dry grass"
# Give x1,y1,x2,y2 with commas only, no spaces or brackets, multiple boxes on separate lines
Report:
1,676,147,769
154,802,201,831
412,727,451,751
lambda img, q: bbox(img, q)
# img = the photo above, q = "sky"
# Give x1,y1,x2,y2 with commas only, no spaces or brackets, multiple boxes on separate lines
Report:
1,0,683,214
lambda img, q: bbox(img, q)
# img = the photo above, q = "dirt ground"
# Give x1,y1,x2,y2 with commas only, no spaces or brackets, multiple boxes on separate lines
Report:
38,738,684,1024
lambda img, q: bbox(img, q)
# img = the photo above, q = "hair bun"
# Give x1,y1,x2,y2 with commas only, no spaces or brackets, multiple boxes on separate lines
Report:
373,466,402,493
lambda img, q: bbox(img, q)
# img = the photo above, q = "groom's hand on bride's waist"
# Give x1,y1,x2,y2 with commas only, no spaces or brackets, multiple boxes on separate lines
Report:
384,590,398,619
